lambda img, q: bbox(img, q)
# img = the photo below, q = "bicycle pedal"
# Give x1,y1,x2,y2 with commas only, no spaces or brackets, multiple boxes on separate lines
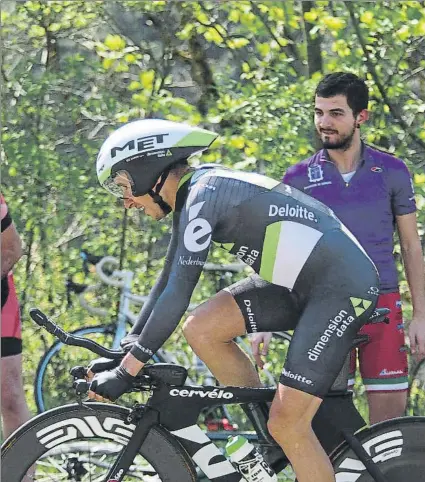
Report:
257,443,288,473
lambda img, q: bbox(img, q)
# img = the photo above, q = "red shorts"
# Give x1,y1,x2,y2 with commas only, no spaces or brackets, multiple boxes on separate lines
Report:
348,292,408,392
1,274,22,357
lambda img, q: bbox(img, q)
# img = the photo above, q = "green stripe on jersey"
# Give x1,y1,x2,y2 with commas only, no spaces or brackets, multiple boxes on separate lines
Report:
259,222,282,281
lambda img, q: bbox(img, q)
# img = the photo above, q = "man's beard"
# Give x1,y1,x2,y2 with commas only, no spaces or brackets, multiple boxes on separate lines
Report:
321,124,356,150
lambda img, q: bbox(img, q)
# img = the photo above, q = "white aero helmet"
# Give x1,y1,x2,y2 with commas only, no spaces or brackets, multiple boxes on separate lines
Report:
96,119,218,201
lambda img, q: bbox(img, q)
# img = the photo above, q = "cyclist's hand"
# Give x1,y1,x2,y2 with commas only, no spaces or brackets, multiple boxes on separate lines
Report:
88,366,136,402
250,332,272,369
120,333,139,352
86,357,120,380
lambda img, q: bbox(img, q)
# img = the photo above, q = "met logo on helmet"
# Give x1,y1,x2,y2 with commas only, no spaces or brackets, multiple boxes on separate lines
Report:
110,133,169,159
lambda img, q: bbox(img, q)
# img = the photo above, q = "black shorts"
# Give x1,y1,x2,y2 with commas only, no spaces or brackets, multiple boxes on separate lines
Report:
225,229,379,398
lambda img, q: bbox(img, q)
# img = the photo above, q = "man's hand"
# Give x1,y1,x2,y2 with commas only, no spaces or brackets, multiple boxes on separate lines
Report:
250,332,272,369
408,315,425,358
88,366,135,402
86,357,120,380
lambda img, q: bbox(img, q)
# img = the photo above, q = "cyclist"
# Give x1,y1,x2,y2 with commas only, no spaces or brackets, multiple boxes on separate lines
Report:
90,118,379,482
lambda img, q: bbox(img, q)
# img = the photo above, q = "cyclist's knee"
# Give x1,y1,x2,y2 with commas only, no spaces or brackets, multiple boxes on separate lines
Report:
267,386,320,442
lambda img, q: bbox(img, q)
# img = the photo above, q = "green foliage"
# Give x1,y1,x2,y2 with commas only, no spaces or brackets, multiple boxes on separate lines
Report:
1,1,424,420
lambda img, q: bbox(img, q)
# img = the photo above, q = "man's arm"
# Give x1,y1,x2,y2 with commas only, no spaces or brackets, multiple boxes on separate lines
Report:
396,212,425,355
1,222,23,278
127,215,180,337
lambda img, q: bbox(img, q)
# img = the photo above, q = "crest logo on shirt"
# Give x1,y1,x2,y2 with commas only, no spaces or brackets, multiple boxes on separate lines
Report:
371,166,383,173
307,165,324,183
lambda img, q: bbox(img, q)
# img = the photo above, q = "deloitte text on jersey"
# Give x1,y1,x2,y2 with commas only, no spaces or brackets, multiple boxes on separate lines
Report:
269,204,317,222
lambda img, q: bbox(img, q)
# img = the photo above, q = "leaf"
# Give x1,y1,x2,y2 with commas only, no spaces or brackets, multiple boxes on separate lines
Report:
29,25,46,37
204,27,223,44
104,34,126,51
102,58,114,70
304,11,318,23
360,11,374,25
228,37,250,49
139,70,155,90
322,16,346,31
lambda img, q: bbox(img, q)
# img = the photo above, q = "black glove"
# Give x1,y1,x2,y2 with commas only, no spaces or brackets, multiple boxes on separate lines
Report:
89,366,136,401
120,333,139,352
87,357,120,374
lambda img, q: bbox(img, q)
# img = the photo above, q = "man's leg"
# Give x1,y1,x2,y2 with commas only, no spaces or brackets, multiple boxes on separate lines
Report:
1,353,32,437
268,386,334,482
359,292,408,424
183,290,261,388
367,392,407,424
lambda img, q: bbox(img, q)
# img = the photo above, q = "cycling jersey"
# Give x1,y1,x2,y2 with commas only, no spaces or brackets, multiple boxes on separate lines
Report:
283,145,414,392
130,166,378,387
282,144,416,293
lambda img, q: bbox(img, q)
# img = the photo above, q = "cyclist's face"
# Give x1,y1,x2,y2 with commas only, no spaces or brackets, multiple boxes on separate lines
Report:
314,95,368,150
113,172,165,219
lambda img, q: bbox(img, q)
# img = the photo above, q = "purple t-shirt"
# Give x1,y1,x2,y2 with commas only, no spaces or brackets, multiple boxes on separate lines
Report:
282,144,416,293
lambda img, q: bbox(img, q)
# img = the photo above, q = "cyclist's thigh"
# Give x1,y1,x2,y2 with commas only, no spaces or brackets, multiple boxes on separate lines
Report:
224,273,301,334
358,292,408,392
280,230,379,398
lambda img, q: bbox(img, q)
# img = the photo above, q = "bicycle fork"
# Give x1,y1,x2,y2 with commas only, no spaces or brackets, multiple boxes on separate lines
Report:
340,429,389,482
102,406,158,482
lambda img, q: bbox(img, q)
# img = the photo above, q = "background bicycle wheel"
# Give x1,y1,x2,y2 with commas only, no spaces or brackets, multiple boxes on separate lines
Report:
34,325,145,412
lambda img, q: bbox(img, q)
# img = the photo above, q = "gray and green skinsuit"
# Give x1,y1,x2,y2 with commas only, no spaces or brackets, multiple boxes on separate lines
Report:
130,165,379,397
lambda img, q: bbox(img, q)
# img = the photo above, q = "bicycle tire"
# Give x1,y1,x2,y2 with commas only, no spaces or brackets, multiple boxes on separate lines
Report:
331,416,425,480
2,403,196,482
407,357,425,416
35,326,163,413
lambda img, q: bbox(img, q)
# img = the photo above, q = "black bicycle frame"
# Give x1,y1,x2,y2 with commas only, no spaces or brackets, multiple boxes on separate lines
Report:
100,380,389,482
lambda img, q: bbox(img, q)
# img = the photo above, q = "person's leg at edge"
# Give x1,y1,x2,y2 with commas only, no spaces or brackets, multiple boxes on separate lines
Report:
1,353,32,437
1,353,35,481
268,385,334,482
183,290,261,388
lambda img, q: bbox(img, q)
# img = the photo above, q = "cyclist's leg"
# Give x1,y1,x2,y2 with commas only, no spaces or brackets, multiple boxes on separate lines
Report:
267,230,379,482
183,275,298,388
183,289,261,387
358,291,408,423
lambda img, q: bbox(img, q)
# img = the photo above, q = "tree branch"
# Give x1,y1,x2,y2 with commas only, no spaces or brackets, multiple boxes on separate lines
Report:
346,3,425,155
249,1,306,76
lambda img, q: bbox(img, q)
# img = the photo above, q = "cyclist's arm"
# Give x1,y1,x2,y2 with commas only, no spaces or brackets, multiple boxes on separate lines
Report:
129,215,179,336
129,185,218,364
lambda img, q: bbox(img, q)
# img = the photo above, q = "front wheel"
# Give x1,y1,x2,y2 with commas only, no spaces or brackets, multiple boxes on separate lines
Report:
2,403,196,481
331,416,425,480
